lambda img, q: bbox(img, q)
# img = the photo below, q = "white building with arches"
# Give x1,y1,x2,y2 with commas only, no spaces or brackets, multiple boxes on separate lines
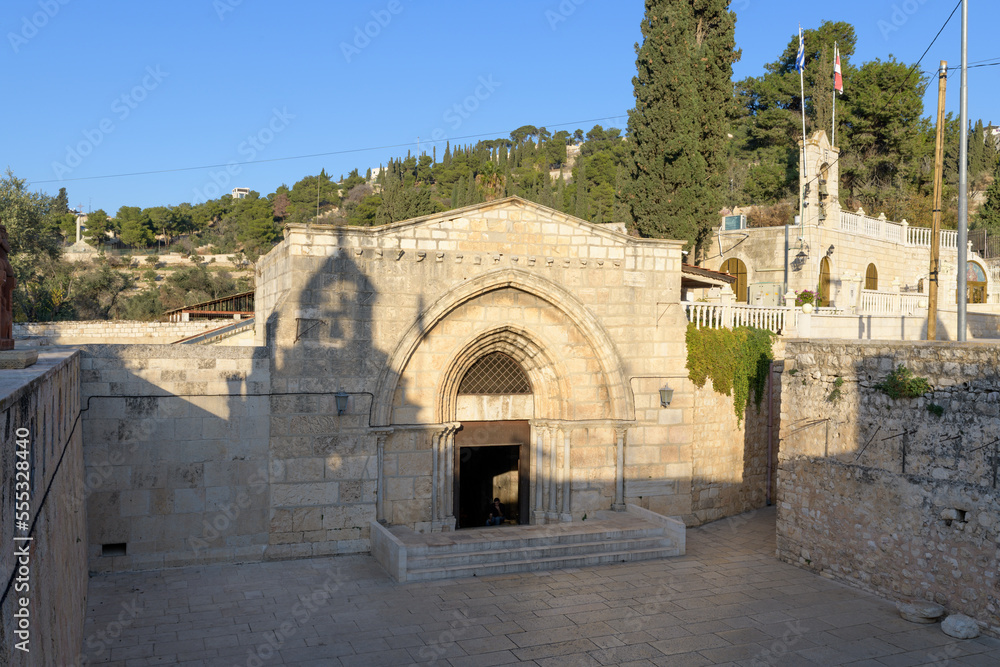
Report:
708,131,998,339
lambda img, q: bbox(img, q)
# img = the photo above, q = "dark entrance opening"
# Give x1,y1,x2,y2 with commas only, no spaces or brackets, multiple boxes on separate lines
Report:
454,420,530,528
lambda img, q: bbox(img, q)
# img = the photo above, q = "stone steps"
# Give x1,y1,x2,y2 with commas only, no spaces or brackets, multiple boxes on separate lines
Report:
372,507,685,582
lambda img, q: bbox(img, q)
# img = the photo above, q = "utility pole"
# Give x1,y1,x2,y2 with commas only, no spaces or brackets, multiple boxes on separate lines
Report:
957,1,969,341
928,61,947,341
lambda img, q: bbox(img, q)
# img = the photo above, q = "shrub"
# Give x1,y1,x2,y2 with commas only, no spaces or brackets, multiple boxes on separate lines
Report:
875,364,932,399
795,290,817,307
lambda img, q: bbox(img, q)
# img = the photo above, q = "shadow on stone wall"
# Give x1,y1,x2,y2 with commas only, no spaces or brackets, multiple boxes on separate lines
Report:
265,225,388,558
79,344,271,577
777,340,1000,636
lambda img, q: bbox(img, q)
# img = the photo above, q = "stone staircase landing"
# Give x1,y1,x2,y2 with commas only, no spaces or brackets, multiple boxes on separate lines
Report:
371,504,685,583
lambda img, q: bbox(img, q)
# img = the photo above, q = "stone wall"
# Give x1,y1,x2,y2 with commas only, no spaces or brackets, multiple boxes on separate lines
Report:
80,345,270,572
0,351,87,666
777,340,1000,636
687,352,781,525
15,320,236,345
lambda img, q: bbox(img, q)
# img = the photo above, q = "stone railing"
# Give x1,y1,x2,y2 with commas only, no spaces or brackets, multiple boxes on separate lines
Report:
838,210,964,250
14,320,235,345
684,303,791,334
858,289,926,316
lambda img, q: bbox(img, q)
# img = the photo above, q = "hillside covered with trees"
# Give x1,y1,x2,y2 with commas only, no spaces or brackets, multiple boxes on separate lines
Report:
4,15,999,322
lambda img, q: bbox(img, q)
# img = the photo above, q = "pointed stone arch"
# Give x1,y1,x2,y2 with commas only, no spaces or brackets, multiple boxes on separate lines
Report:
371,268,633,426
436,325,571,423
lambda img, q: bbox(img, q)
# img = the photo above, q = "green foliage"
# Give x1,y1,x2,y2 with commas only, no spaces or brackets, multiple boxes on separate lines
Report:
927,403,945,417
0,170,63,289
623,0,738,253
795,290,817,307
875,364,932,399
975,158,1000,233
685,323,775,424
827,376,844,403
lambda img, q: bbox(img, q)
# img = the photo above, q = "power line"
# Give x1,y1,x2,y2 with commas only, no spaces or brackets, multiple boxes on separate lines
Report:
28,115,629,186
803,0,962,194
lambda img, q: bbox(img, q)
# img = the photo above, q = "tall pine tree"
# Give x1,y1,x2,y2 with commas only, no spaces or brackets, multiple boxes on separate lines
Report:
623,0,738,256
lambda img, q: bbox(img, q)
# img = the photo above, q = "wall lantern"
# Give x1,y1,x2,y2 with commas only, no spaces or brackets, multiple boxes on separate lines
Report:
659,386,674,408
335,391,349,416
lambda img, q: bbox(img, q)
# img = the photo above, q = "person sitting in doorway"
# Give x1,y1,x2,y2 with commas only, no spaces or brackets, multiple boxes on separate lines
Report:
486,498,505,526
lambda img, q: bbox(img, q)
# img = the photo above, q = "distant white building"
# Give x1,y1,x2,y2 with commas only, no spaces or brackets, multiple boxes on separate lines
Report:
232,187,250,199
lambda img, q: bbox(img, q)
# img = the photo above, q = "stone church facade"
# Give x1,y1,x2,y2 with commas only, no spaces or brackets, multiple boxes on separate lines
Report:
253,196,768,554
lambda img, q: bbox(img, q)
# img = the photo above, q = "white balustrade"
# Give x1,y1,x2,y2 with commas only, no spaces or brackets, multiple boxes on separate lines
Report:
684,303,791,334
859,289,927,316
839,210,960,250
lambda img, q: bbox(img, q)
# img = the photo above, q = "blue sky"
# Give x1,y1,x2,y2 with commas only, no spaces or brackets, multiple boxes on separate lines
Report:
4,0,997,214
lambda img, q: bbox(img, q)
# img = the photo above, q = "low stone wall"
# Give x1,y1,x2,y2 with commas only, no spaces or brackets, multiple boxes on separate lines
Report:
80,345,270,572
15,320,237,345
777,340,1000,636
0,351,87,666
793,309,1000,341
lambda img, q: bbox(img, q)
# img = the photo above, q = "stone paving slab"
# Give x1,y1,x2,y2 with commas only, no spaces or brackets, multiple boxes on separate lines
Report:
79,507,1000,666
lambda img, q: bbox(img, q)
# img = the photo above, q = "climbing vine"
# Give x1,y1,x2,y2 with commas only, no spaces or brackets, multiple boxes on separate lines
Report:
685,323,775,424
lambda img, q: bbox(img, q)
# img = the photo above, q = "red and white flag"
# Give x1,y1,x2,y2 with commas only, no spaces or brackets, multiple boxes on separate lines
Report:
834,45,843,94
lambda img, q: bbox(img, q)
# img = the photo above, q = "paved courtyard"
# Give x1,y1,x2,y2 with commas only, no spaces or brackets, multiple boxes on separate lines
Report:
82,507,1000,666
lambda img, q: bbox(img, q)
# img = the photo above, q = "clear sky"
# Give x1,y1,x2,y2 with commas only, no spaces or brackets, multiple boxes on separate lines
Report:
4,0,997,215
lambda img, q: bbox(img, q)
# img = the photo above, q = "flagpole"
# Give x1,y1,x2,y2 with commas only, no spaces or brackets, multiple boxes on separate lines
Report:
798,26,807,223
832,43,837,145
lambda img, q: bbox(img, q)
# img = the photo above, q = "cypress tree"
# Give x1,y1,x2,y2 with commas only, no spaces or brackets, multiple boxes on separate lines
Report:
623,0,739,255
443,142,452,166
975,158,1000,232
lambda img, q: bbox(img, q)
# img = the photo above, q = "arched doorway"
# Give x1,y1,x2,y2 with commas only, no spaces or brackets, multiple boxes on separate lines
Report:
865,263,878,291
454,352,532,528
967,261,988,304
818,257,832,307
721,257,748,302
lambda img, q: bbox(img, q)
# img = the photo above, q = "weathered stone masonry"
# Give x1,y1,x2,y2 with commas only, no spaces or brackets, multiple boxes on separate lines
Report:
778,340,1000,636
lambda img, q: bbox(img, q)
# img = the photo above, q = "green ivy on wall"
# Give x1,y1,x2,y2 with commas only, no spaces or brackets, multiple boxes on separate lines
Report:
685,323,775,424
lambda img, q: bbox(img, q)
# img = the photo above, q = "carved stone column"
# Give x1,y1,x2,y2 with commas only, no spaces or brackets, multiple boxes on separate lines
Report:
613,426,628,511
547,423,558,521
372,428,393,523
442,424,458,529
560,427,572,522
531,421,548,524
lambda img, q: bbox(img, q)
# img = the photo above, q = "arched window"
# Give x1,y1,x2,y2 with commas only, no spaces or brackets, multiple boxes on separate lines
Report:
818,257,831,307
967,261,987,304
865,263,878,291
458,352,531,395
720,257,748,303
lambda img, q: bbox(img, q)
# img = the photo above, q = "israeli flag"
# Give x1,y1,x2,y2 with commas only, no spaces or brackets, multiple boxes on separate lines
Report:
795,26,805,72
